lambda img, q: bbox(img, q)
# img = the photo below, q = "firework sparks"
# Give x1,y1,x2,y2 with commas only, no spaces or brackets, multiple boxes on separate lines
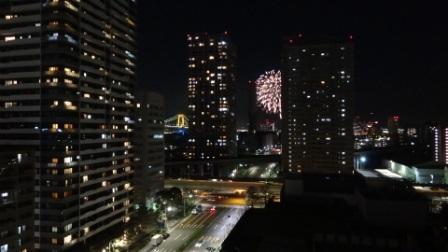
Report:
255,70,282,118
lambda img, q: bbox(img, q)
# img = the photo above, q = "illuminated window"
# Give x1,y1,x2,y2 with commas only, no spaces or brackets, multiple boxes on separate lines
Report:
64,223,72,231
4,102,15,108
48,66,58,72
4,80,17,85
5,14,18,20
4,36,15,42
63,235,72,245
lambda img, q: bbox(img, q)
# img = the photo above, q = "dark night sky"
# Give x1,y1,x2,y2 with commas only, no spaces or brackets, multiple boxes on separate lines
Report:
137,0,447,126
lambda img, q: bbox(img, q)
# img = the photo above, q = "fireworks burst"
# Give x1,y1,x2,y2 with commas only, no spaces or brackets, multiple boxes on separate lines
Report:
255,70,282,118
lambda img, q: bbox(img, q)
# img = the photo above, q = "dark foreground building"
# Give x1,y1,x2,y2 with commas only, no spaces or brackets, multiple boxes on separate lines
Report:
133,91,165,208
0,152,34,252
0,1,136,250
222,172,436,252
281,35,354,175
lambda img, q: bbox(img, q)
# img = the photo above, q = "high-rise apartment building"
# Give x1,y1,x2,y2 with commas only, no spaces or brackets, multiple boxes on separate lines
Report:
0,152,34,252
281,35,354,175
186,32,237,160
434,126,448,164
133,91,164,208
0,1,136,250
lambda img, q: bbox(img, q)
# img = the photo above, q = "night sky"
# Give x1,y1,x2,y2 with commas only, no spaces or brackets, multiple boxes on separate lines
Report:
137,0,447,126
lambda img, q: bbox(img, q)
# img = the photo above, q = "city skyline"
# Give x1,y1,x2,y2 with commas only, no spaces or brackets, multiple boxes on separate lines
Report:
2,1,448,252
138,0,447,125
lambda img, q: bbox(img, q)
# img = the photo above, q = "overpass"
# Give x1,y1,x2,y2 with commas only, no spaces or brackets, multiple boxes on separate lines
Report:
165,179,283,199
165,155,281,178
166,154,280,166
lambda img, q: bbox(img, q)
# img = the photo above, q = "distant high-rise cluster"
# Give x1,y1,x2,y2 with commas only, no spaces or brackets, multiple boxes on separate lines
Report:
186,32,237,160
0,0,136,250
281,35,354,175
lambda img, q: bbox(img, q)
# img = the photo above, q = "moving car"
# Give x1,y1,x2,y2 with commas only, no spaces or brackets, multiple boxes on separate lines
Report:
150,234,163,247
195,239,204,248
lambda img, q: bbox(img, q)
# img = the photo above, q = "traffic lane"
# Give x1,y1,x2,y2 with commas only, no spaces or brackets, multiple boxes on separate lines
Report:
142,214,207,252
198,195,247,206
149,209,221,252
185,208,236,252
200,208,241,249
186,207,242,252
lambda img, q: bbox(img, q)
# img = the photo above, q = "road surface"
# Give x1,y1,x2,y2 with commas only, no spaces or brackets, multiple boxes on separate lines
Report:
140,207,245,252
185,207,246,252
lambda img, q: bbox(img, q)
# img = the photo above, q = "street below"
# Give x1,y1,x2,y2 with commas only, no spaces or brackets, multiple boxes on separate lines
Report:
140,206,245,252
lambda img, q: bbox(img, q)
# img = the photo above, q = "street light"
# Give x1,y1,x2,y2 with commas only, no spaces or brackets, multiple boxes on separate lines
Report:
359,156,367,170
162,201,168,230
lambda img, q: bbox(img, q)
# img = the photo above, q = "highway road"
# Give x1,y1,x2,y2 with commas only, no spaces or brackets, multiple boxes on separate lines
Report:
140,207,245,252
138,179,274,252
185,207,246,252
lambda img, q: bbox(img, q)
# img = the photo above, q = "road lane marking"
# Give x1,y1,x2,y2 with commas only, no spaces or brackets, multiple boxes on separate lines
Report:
174,233,182,240
197,213,216,226
183,213,206,226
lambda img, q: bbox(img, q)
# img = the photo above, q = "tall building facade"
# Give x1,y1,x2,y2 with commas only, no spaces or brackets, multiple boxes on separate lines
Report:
0,152,35,252
281,35,354,175
0,1,136,250
133,91,164,208
387,115,401,146
186,32,237,160
434,126,448,164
